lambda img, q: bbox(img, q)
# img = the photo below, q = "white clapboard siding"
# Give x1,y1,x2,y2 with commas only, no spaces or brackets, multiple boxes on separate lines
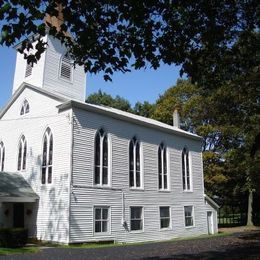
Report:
12,36,48,94
69,107,208,243
43,36,86,102
0,87,71,243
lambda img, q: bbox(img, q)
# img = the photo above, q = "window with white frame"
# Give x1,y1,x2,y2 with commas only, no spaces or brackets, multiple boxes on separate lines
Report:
0,141,5,171
25,62,32,77
94,129,109,186
182,147,191,191
130,207,143,231
17,135,27,171
184,206,194,227
20,100,30,115
94,207,109,233
129,137,141,188
41,128,53,184
160,206,170,229
158,143,168,190
60,55,72,81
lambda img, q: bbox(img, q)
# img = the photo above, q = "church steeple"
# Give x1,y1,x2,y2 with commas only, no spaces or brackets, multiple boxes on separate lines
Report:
12,7,86,102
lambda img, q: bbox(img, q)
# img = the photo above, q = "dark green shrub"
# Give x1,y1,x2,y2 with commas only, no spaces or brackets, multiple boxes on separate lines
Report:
0,228,28,248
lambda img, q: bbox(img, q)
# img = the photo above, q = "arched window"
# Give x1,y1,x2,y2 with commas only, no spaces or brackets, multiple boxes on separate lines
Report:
94,129,109,186
20,100,30,115
25,62,32,77
17,135,27,171
129,137,141,188
158,143,168,190
41,128,53,184
0,141,5,171
182,147,191,191
60,55,72,81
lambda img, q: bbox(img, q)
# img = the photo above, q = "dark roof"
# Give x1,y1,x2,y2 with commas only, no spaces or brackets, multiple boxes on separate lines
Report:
0,172,39,202
204,194,220,210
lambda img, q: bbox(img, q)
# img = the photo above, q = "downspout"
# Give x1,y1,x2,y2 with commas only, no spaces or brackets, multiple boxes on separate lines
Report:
68,110,74,244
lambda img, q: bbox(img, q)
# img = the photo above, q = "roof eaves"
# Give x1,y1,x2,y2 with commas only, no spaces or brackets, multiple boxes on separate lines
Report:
204,194,220,209
58,100,202,141
0,83,68,119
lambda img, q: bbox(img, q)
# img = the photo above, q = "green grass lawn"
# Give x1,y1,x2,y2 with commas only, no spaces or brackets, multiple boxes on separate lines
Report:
0,247,39,255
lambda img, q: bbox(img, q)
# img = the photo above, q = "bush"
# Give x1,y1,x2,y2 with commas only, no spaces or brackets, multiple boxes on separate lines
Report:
0,228,28,248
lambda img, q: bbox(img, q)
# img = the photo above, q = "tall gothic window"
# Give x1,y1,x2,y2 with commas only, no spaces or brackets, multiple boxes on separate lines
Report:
158,143,168,190
20,100,30,115
94,129,109,186
129,137,141,188
17,135,27,171
182,147,191,191
42,128,53,184
0,141,5,171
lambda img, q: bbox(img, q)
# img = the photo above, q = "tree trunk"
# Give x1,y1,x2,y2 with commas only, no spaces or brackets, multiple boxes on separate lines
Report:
247,189,254,226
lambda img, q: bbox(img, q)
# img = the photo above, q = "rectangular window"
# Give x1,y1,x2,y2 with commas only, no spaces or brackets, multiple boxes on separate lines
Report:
160,207,170,229
130,207,143,231
94,207,109,233
184,206,194,227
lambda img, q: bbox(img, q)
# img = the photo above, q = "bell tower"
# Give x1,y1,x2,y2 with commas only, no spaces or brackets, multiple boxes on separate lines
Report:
12,6,86,102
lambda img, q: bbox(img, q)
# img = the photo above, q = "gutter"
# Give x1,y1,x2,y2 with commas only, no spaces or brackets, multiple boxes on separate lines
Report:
57,100,202,141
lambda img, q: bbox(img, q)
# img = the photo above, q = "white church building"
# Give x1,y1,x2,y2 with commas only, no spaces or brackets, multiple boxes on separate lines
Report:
0,34,218,244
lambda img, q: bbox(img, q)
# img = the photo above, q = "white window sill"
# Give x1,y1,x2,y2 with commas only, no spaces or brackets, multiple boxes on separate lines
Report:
159,227,172,231
93,232,111,237
183,190,193,193
129,229,144,234
129,188,144,191
93,185,112,190
158,189,171,193
185,225,195,229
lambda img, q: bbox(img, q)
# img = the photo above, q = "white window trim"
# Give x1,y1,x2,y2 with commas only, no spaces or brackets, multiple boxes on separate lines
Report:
0,141,5,172
158,143,170,191
184,205,195,228
93,206,111,236
159,206,172,231
20,99,30,116
129,206,144,233
59,54,74,83
41,128,53,185
17,135,27,172
129,138,144,190
182,147,193,192
93,130,112,188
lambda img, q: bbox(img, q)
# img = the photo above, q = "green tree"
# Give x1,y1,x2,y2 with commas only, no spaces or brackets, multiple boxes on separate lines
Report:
152,79,260,224
133,101,155,118
0,0,258,84
86,90,132,112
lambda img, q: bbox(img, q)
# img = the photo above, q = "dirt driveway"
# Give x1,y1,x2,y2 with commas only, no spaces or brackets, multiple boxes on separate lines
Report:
1,228,260,260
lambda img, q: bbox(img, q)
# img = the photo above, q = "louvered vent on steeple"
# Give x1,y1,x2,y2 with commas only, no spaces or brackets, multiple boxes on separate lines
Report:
60,55,72,81
25,62,32,77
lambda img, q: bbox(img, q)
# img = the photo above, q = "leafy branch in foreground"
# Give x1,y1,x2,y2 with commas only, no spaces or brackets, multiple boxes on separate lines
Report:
0,0,258,83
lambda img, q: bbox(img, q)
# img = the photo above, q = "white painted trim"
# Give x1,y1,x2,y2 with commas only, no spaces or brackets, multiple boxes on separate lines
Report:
58,54,74,84
58,100,202,141
158,206,172,231
183,205,195,228
0,197,38,202
129,206,144,233
93,205,111,236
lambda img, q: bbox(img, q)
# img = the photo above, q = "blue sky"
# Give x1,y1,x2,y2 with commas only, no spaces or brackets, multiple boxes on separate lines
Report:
0,46,181,109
